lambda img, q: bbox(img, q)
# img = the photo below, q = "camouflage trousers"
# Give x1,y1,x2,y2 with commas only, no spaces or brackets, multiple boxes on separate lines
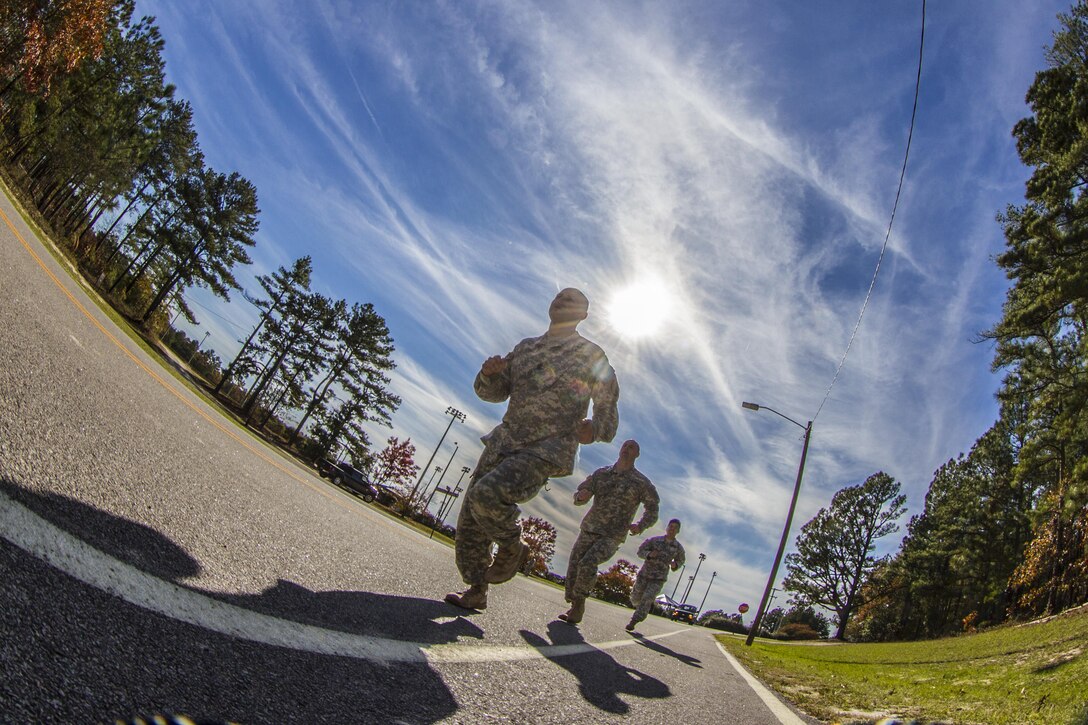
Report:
629,570,667,623
564,530,623,602
455,450,558,586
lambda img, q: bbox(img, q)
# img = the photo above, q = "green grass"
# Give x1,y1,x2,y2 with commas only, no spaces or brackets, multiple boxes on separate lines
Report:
717,605,1088,725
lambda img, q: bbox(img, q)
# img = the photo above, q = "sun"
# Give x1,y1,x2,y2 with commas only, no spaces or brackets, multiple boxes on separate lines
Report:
607,276,676,338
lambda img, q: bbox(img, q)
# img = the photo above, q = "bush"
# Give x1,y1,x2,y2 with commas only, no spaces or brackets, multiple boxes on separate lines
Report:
700,616,748,635
778,623,820,640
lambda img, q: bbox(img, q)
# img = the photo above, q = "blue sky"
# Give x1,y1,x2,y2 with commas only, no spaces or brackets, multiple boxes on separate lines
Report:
139,0,1069,617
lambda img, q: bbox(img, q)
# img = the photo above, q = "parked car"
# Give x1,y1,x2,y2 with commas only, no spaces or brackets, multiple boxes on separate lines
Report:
315,458,340,478
325,462,378,503
668,603,699,624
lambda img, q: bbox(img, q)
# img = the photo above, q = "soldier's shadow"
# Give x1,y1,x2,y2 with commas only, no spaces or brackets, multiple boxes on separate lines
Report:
519,621,670,714
631,632,703,668
219,578,484,644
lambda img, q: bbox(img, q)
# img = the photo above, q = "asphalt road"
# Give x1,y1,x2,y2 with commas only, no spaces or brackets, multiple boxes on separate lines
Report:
0,188,812,724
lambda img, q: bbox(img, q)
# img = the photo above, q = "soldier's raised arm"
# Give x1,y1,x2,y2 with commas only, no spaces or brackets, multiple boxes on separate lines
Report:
631,484,659,535
672,543,686,570
573,468,602,505
637,537,653,560
585,356,619,443
474,352,512,402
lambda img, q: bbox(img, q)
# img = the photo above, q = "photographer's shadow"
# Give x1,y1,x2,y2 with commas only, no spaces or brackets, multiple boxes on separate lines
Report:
0,478,470,723
520,621,670,714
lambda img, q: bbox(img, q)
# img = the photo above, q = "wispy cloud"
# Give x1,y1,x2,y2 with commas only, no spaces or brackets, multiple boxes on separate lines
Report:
146,0,1070,613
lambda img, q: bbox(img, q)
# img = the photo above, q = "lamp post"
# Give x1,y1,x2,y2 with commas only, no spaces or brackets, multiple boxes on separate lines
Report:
681,553,706,604
698,571,718,614
741,401,812,647
407,407,465,507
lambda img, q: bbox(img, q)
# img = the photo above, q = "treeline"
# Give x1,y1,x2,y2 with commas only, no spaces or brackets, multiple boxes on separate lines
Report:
0,1,398,465
215,256,399,464
812,4,1088,642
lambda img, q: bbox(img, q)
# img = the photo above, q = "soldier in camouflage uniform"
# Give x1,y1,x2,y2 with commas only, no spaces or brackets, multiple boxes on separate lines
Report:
627,519,686,631
558,439,658,624
445,288,620,610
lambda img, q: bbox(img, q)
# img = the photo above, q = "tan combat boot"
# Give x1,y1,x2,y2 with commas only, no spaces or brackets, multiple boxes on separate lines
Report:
444,584,488,610
558,596,586,624
484,540,529,584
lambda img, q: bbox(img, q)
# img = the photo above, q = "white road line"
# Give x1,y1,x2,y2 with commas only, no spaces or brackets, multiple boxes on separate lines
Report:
0,491,687,664
715,641,807,725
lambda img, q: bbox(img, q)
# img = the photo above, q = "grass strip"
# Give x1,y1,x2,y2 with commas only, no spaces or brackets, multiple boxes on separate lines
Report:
716,605,1088,725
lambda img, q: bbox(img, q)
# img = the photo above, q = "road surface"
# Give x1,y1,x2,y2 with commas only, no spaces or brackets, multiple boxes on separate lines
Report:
0,187,811,724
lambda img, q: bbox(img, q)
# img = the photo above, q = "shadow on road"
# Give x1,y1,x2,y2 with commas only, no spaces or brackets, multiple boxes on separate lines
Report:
219,578,485,644
631,632,703,668
519,621,671,714
0,477,464,724
0,477,202,581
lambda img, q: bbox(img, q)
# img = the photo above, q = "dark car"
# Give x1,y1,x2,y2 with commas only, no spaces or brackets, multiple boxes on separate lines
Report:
324,462,378,503
315,458,340,478
669,603,698,624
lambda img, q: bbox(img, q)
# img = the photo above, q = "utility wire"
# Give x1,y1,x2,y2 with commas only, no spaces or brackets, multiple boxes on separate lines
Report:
182,296,253,333
812,0,926,423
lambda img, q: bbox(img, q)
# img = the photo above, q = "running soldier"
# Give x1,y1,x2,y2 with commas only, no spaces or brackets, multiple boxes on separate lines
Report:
627,519,686,631
558,439,658,624
445,288,620,610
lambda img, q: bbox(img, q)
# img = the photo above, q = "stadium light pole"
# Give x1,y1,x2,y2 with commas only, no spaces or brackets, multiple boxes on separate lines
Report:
407,406,465,507
741,401,812,646
681,553,706,604
439,466,472,520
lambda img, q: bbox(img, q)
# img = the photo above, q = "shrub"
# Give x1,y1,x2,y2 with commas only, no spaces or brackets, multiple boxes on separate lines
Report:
778,623,820,640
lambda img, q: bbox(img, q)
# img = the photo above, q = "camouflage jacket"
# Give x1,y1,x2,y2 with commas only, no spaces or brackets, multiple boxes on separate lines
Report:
576,465,659,540
636,535,686,580
474,332,619,476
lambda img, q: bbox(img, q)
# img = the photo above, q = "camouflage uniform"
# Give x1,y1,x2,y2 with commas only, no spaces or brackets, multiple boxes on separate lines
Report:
564,465,658,602
456,332,619,586
629,535,686,624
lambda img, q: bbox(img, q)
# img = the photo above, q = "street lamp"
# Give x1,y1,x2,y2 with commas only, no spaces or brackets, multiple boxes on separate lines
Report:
407,406,466,507
670,564,686,599
741,401,812,647
698,571,718,614
186,331,211,366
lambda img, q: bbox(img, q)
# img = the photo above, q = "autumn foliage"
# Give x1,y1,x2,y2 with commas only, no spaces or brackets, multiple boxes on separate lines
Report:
519,516,557,577
593,559,638,605
369,437,420,495
1,0,114,94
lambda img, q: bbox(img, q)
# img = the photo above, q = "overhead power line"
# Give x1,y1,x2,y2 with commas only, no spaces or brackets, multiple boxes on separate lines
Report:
183,296,253,333
812,0,926,423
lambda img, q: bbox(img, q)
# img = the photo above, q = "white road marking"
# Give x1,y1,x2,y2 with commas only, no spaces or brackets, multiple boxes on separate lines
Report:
68,333,83,349
0,491,687,664
716,641,807,725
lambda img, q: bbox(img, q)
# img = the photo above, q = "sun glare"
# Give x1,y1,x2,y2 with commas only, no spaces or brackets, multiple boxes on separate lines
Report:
607,277,675,339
